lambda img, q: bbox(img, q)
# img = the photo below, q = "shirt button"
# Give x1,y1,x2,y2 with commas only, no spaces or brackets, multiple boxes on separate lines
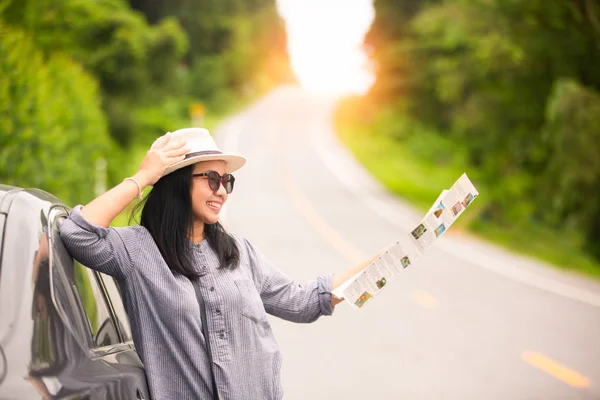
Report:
219,332,225,339
209,286,215,292
215,309,222,315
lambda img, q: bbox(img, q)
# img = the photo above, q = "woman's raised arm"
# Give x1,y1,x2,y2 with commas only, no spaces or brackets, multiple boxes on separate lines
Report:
81,132,189,227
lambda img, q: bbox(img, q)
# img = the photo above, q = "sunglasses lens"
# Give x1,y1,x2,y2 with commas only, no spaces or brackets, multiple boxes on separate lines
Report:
207,171,221,192
224,174,235,194
204,171,235,194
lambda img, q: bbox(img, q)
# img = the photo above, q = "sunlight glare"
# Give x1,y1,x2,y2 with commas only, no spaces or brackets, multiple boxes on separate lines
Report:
277,0,375,95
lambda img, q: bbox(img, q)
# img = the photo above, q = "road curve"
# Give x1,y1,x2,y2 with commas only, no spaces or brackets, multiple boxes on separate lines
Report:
214,86,600,400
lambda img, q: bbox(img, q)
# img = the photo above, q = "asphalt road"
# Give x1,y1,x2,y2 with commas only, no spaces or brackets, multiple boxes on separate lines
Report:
215,86,600,400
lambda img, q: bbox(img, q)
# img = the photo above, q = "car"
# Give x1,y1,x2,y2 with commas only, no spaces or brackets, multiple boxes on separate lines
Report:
0,184,149,399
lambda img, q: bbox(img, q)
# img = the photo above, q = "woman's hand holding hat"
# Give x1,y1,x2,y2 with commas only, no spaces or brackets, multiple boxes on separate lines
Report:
77,131,189,228
135,132,190,187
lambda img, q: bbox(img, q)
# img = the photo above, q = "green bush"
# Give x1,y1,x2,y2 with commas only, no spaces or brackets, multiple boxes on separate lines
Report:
540,79,600,257
0,24,111,205
357,0,600,267
1,0,189,148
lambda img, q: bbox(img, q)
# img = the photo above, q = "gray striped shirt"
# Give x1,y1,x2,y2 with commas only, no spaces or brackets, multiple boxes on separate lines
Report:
60,206,334,400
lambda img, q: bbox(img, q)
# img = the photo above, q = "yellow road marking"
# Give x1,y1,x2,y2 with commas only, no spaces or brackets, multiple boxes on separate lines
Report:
280,174,365,264
267,122,444,309
268,122,365,265
521,351,590,388
411,289,438,308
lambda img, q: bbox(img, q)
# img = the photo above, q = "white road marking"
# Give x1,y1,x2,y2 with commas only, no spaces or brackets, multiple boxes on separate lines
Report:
308,105,600,309
437,240,600,308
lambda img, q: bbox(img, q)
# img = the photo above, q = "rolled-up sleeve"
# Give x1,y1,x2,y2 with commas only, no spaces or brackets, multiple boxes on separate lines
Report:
243,238,334,323
59,205,135,280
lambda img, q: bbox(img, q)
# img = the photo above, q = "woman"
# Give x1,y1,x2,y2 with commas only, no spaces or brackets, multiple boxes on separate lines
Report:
60,128,372,400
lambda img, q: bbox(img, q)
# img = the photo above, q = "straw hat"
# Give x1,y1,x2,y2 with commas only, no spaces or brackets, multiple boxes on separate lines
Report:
160,128,246,177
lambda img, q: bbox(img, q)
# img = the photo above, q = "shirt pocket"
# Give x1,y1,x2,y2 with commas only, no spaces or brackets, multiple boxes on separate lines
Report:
234,279,267,322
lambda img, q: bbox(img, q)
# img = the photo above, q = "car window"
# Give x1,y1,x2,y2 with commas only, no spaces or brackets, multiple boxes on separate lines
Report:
50,211,125,350
72,261,120,348
49,212,95,348
97,272,132,342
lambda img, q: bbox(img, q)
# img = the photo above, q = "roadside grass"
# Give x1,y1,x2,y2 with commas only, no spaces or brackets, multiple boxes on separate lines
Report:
469,219,600,277
335,99,600,279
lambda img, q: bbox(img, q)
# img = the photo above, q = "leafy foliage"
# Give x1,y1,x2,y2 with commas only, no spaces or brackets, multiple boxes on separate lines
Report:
1,0,290,205
130,0,294,107
0,23,110,205
541,79,600,257
2,0,189,147
357,0,600,262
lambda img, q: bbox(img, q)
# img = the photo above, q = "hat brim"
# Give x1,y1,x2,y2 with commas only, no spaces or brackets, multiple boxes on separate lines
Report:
161,153,246,177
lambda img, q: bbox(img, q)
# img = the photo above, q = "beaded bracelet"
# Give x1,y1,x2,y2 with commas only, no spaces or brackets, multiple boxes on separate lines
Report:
123,177,143,200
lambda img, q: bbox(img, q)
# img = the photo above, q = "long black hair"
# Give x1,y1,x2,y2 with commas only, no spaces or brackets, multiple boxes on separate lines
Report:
132,164,240,278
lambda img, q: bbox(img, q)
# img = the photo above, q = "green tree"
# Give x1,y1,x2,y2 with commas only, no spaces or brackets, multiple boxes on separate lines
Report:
2,0,188,147
360,0,600,261
0,23,111,205
129,0,294,105
541,79,600,257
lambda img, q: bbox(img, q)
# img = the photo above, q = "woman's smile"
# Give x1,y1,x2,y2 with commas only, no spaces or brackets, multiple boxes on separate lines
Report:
207,201,221,213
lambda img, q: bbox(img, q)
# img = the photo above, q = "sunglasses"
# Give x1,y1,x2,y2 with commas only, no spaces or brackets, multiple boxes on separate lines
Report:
192,170,235,194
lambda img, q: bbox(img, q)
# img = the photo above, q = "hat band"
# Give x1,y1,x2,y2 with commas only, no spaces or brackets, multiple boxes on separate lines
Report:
184,150,222,159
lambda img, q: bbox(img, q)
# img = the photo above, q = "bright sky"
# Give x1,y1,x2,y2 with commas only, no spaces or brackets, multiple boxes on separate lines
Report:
277,0,375,95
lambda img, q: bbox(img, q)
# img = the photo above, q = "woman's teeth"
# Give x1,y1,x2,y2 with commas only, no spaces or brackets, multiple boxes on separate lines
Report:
207,201,221,211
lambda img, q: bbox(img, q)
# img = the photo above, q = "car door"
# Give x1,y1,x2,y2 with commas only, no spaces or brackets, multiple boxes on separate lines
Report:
49,207,149,400
96,271,150,400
